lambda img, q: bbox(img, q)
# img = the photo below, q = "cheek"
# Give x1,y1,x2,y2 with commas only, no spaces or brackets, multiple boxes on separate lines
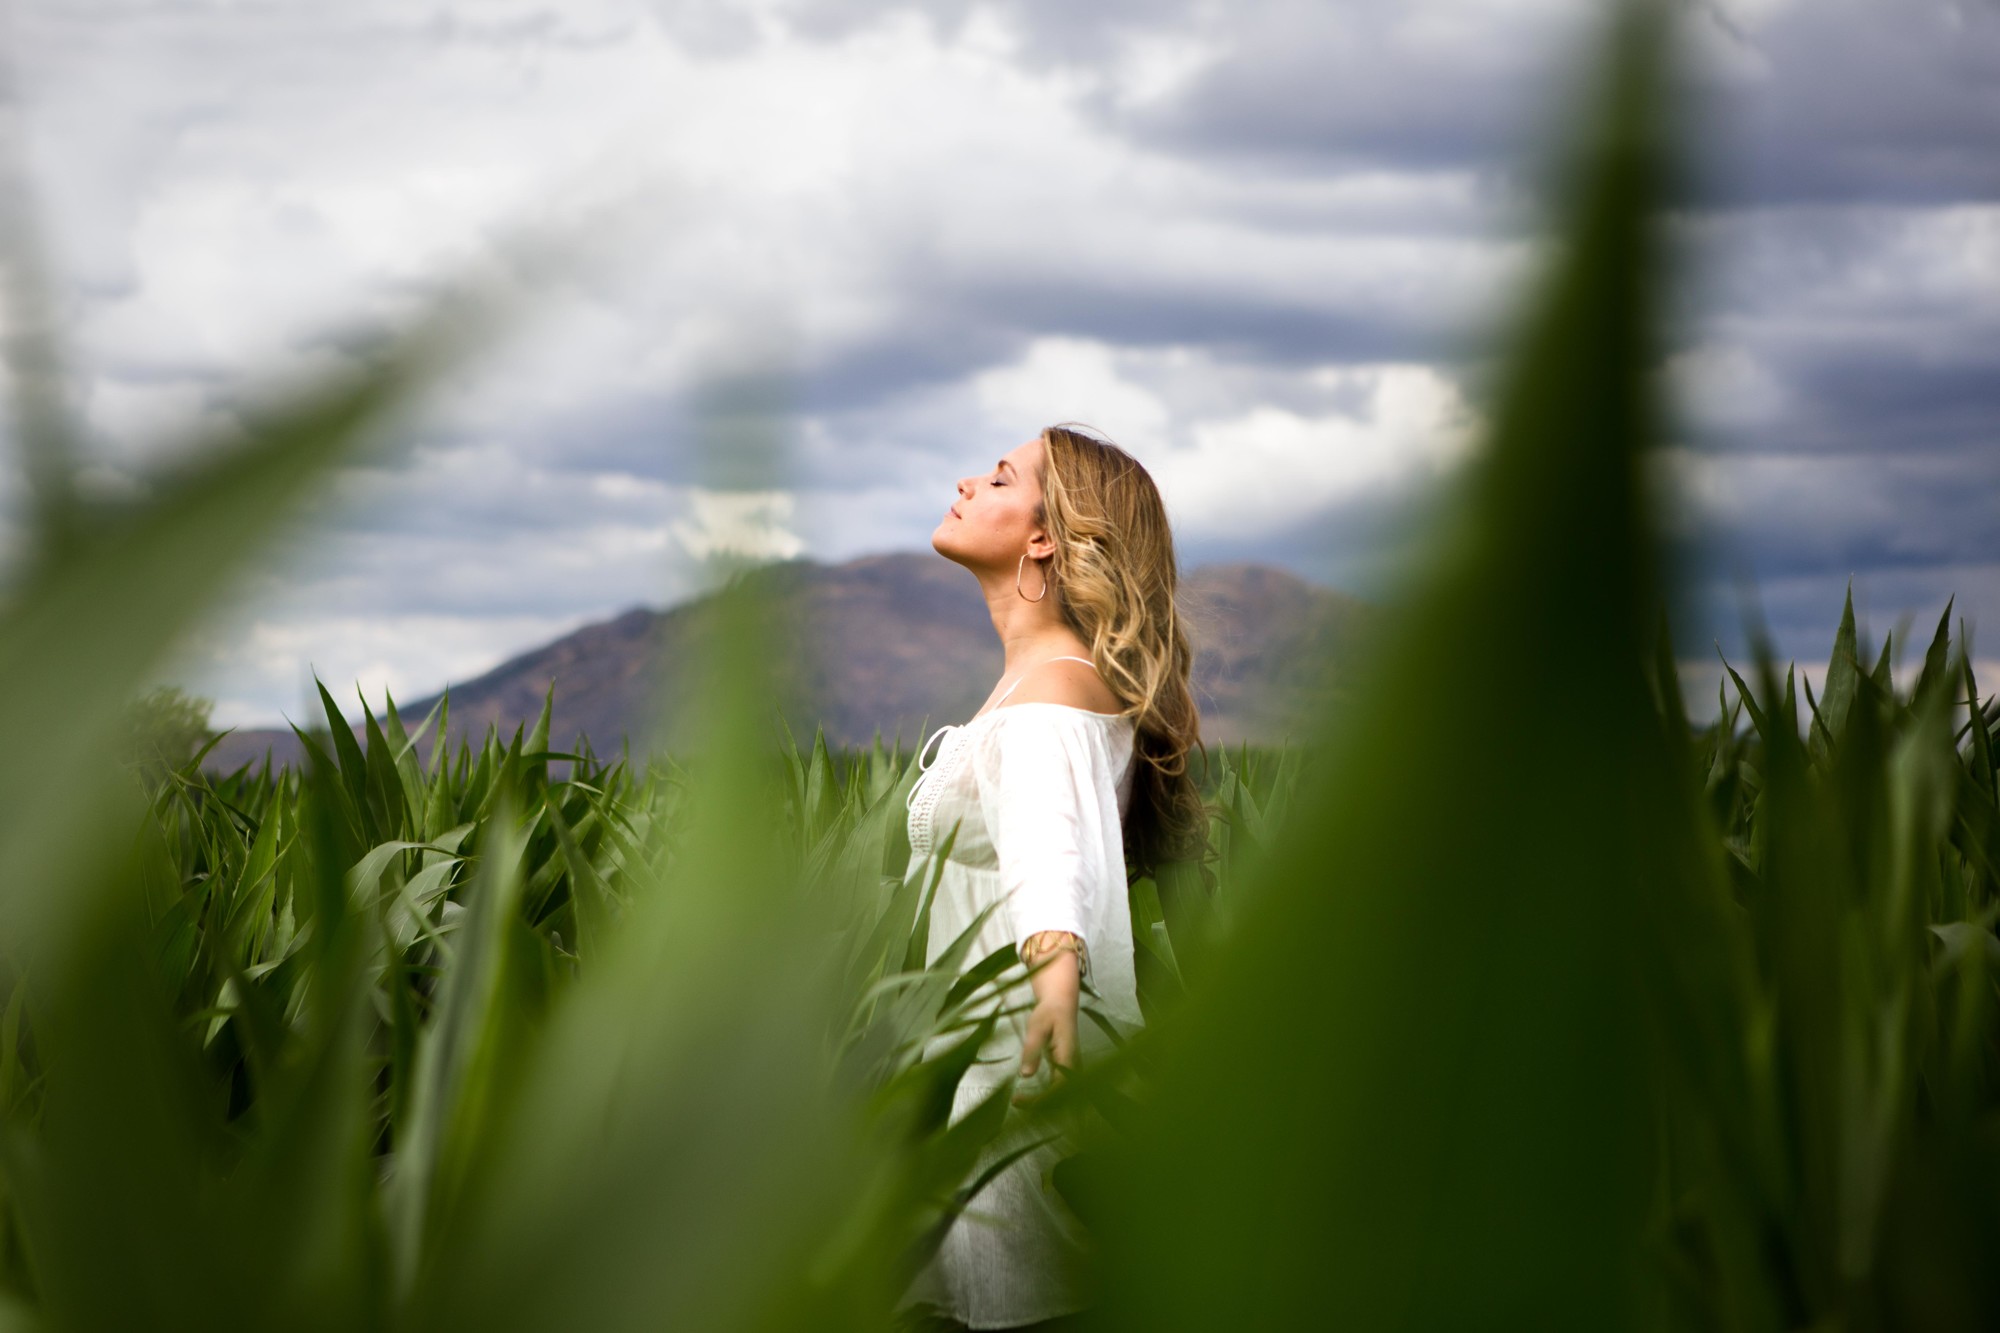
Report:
992,493,1035,527
978,510,1026,546
960,492,1032,549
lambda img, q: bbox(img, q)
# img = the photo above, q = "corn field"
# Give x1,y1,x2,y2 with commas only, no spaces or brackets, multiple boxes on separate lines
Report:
0,3,1996,1329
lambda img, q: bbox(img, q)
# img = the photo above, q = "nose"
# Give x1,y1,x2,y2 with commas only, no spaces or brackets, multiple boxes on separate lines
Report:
955,476,975,499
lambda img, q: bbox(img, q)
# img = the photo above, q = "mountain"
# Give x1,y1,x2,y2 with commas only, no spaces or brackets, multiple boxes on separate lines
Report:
204,552,1371,770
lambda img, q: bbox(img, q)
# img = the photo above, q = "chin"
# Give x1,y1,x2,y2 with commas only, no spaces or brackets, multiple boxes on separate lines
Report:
931,537,976,572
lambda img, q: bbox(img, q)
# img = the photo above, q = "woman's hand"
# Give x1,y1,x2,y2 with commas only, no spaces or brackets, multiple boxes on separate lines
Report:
1016,930,1083,1104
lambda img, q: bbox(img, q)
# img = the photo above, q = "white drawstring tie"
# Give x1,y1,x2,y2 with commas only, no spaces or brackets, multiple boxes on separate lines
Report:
906,722,961,810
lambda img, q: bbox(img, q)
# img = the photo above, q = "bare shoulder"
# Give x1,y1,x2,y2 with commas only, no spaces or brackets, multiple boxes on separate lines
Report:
1004,657,1124,715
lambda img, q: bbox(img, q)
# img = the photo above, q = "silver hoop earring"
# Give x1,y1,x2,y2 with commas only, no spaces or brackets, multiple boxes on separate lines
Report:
1016,553,1049,602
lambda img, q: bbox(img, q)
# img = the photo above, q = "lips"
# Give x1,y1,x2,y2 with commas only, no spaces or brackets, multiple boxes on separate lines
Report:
949,505,962,519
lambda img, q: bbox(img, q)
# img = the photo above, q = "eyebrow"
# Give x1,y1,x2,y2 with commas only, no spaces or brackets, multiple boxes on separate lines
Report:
998,459,1015,477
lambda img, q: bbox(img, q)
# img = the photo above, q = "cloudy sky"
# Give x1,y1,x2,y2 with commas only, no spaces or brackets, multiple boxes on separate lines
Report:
4,0,1996,725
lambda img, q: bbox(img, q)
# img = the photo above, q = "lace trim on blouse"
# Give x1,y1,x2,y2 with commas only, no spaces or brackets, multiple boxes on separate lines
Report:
905,720,969,864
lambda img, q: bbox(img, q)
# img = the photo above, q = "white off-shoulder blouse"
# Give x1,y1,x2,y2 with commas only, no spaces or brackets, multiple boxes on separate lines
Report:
898,686,1144,1330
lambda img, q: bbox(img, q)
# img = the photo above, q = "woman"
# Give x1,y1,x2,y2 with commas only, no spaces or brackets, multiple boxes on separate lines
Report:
898,424,1207,1330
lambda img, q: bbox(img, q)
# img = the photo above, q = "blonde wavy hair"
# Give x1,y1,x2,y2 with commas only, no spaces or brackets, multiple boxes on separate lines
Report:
1033,423,1210,874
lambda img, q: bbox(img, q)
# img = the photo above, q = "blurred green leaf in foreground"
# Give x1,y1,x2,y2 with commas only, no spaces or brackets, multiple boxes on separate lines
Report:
1086,1,1696,1327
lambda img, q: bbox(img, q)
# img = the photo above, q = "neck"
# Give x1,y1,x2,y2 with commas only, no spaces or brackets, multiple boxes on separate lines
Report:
974,562,1084,673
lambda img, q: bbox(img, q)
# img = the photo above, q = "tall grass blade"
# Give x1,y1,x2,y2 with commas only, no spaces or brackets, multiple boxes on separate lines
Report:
1090,4,1686,1327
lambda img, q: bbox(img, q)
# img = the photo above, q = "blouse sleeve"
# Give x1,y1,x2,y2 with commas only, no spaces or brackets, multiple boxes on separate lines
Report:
970,710,1114,979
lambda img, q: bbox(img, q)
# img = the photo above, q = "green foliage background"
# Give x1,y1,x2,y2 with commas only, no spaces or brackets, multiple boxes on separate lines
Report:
0,3,1996,1329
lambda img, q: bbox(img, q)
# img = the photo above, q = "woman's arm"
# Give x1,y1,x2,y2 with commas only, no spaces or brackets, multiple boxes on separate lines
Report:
969,712,1115,1100
1018,929,1083,1099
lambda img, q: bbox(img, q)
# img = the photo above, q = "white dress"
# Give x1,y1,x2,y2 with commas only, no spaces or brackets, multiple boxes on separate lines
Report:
897,659,1144,1330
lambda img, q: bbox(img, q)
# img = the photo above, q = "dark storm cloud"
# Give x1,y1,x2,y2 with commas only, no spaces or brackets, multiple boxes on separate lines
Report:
1683,563,1996,689
1694,0,2000,207
1684,455,2000,578
1102,0,2000,211
1112,2,1599,173
1769,353,2000,457
941,280,1459,370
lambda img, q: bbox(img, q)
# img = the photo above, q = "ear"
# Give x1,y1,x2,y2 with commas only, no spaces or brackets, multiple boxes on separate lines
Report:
1023,528,1057,561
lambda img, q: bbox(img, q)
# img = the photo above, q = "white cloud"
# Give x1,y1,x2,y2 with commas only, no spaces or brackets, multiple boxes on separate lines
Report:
973,338,1172,444
194,611,599,728
85,377,219,452
1665,342,1794,430
1151,364,1476,536
670,487,805,561
1108,30,1223,110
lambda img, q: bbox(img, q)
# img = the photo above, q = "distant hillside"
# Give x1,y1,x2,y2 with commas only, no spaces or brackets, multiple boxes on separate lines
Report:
206,552,1371,770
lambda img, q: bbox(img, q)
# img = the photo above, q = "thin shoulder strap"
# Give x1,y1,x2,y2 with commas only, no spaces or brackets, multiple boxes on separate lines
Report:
992,655,1099,708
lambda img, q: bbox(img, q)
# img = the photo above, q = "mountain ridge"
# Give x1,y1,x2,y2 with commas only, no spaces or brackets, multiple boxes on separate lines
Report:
205,551,1370,769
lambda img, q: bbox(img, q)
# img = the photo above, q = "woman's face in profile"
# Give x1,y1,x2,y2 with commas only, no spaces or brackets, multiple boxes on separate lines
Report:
933,435,1047,569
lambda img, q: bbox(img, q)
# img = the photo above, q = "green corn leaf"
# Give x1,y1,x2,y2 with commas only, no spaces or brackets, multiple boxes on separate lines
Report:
1813,583,1862,762
1090,5,1688,1328
1912,598,1956,709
